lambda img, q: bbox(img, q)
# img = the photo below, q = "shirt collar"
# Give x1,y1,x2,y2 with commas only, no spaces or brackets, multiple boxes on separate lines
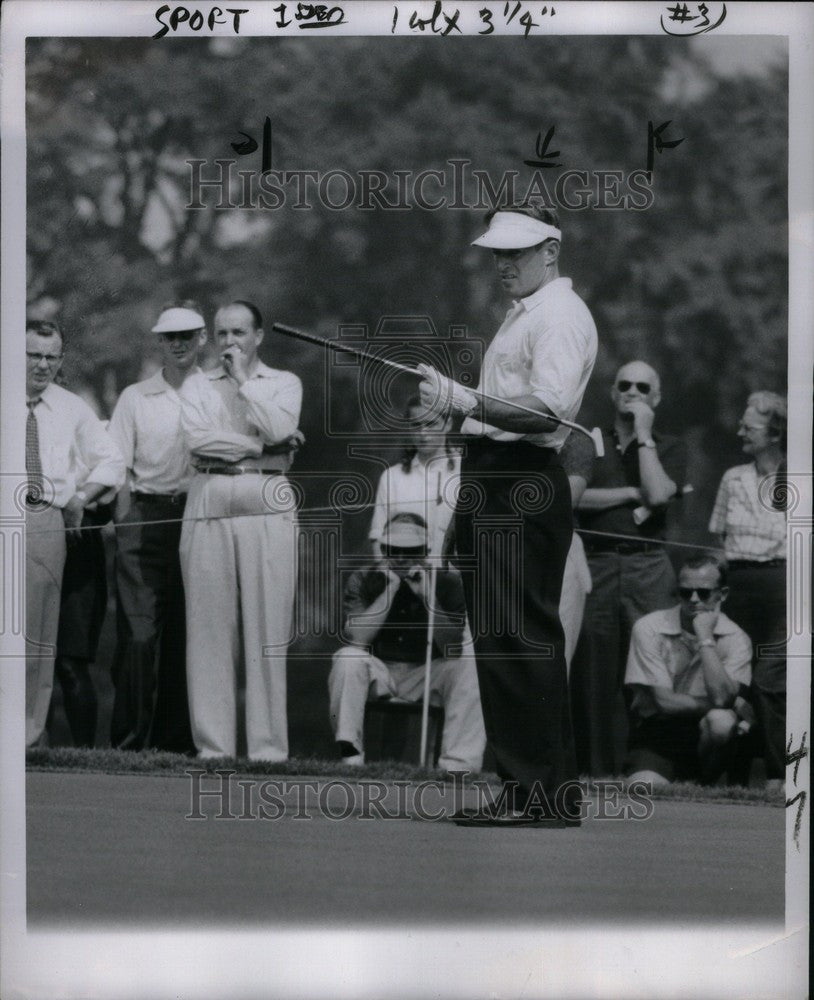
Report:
137,368,199,396
657,606,741,637
517,276,572,313
27,382,58,409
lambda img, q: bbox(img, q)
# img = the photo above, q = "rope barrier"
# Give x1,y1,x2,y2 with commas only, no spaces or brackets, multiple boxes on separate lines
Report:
20,494,728,554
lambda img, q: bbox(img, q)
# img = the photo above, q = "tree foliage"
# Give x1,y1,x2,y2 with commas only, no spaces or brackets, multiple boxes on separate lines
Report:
26,35,788,540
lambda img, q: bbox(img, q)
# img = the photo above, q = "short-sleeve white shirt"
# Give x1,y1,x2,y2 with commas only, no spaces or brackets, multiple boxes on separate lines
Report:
368,453,461,555
461,277,598,450
108,368,199,495
624,606,752,718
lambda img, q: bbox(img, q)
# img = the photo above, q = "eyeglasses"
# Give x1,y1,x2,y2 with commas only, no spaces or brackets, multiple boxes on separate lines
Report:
26,352,63,366
678,587,719,601
617,380,651,394
160,330,200,342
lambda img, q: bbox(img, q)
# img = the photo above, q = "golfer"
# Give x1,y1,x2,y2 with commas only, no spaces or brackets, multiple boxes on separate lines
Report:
418,202,597,825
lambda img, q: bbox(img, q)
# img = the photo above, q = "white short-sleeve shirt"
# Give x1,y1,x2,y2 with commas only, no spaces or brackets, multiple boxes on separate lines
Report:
461,277,598,451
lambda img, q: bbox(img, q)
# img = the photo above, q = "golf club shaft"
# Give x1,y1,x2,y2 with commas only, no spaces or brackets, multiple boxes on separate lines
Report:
272,322,604,455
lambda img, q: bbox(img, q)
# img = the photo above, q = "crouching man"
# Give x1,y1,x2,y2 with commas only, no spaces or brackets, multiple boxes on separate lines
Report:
624,555,753,787
329,513,485,773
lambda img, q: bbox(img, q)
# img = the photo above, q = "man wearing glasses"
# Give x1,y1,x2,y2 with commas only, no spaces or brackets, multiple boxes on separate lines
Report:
623,555,753,787
107,303,208,753
24,319,125,747
576,361,687,777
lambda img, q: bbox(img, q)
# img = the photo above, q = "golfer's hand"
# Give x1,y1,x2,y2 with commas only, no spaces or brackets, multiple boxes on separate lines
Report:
417,364,477,418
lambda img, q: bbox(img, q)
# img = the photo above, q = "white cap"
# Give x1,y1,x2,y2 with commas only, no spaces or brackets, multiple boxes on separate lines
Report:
151,306,205,333
381,518,427,549
471,211,562,249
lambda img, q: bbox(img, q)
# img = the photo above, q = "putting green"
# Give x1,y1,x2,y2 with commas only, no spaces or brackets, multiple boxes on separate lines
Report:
26,771,784,925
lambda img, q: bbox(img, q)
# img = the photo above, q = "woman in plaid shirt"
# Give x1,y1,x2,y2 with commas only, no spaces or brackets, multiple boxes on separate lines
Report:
709,391,787,780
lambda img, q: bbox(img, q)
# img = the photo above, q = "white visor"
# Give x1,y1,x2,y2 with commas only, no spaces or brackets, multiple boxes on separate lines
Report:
471,212,562,249
151,307,205,333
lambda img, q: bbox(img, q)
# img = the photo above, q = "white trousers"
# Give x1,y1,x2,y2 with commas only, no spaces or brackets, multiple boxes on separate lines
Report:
560,532,592,674
25,504,67,747
328,643,486,772
180,473,297,761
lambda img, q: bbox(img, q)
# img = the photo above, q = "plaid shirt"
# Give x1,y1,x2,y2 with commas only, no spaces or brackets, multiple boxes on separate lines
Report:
709,463,786,561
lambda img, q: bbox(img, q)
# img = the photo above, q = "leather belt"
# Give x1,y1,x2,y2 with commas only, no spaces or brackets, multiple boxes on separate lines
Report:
197,467,282,476
728,558,785,569
132,492,187,505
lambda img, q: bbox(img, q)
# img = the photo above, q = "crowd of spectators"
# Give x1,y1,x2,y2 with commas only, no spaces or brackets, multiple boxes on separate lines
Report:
24,306,788,788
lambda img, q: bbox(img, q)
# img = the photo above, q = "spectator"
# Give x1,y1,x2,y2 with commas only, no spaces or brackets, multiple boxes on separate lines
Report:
368,395,459,558
577,361,687,776
329,513,486,772
178,300,302,761
107,302,208,753
624,556,753,787
709,391,787,781
24,319,125,748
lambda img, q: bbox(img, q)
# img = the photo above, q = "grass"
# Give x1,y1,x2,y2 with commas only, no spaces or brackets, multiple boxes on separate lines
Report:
26,747,785,807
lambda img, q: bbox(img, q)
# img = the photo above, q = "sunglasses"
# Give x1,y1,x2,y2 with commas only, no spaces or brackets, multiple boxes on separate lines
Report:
160,329,200,342
678,587,719,601
617,380,651,394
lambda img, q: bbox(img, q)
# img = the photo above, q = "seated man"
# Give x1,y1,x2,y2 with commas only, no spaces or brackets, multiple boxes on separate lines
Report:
624,555,753,787
328,513,485,772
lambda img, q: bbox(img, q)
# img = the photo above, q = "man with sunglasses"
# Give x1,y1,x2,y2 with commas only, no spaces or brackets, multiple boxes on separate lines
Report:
24,318,125,748
107,303,208,753
623,556,752,786
328,513,485,772
576,361,687,777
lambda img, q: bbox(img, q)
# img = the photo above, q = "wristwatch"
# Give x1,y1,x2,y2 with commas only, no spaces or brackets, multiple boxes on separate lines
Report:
74,489,88,506
637,438,656,449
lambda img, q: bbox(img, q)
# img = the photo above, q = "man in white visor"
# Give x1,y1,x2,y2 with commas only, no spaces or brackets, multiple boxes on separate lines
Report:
418,202,598,825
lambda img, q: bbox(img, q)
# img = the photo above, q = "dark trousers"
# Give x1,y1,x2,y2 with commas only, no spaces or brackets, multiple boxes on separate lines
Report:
455,438,576,801
575,548,677,776
110,495,193,753
725,563,786,779
50,508,110,747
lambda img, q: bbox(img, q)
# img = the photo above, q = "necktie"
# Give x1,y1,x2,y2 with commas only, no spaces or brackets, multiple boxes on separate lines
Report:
26,398,45,506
